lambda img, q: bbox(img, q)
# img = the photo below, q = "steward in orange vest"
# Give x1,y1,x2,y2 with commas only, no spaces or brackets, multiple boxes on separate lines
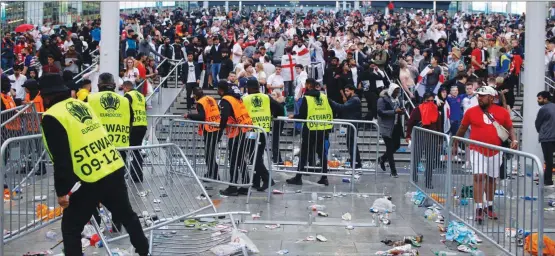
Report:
184,87,222,180
216,81,253,196
22,79,44,133
1,75,21,132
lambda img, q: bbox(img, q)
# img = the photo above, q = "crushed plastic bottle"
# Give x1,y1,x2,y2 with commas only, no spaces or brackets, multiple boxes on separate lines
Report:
435,251,457,256
45,230,57,241
471,250,485,256
417,163,425,173
308,205,326,211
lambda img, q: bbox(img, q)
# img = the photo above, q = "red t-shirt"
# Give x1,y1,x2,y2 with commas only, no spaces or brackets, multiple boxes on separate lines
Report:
462,104,512,157
471,48,483,70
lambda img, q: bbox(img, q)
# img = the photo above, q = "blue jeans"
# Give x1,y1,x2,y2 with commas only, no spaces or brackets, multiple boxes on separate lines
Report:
487,66,496,77
211,63,221,85
450,120,461,136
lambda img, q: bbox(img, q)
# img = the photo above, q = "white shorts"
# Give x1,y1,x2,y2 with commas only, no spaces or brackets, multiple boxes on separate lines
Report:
470,150,503,178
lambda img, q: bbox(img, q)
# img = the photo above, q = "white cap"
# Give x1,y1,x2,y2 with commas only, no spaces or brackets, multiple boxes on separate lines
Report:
476,86,497,96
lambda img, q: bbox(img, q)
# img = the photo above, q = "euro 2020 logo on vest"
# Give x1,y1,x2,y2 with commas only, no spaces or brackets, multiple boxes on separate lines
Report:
67,101,93,125
136,91,143,103
100,93,121,112
252,95,262,108
315,96,323,106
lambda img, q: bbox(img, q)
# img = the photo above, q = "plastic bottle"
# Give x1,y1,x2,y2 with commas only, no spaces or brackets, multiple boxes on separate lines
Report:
308,205,326,211
471,250,485,256
311,192,317,202
435,251,457,256
45,230,57,240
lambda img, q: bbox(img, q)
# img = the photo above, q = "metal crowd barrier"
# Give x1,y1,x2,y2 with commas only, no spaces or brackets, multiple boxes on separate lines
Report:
335,119,380,179
95,143,249,255
307,62,324,84
145,59,184,106
410,127,545,255
0,134,55,250
1,104,42,139
271,117,358,192
410,127,451,207
168,119,269,203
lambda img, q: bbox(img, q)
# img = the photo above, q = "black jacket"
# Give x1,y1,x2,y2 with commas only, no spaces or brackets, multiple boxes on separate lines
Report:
219,57,234,80
210,44,223,63
181,61,202,84
329,95,362,120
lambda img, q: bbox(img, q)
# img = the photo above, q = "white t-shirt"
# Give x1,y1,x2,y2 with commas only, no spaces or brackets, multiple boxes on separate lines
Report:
8,74,27,100
63,40,74,54
267,73,284,95
186,62,197,83
232,43,243,64
263,62,276,77
123,68,140,84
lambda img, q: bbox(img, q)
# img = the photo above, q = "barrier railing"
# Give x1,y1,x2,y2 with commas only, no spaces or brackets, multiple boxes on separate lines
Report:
95,143,250,255
271,117,358,192
335,119,380,179
168,119,268,203
1,104,42,139
410,127,451,207
145,59,184,106
0,134,55,250
410,127,545,255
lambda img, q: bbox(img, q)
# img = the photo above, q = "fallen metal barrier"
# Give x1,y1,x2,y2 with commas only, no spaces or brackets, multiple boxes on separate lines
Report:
94,143,250,255
0,134,55,249
168,119,269,203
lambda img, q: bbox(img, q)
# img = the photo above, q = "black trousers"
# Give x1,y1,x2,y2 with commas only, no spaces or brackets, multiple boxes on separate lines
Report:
284,81,294,97
228,133,250,187
249,134,270,187
63,171,148,256
130,126,147,182
295,129,329,178
364,90,379,120
203,130,222,179
159,63,170,87
542,141,555,186
272,119,283,163
185,82,199,110
380,124,402,173
347,128,362,168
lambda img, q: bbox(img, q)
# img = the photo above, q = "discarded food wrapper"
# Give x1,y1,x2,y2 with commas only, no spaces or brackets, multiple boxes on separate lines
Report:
342,178,351,183
153,199,161,204
371,197,396,212
159,187,165,190
316,235,328,242
354,174,361,180
345,225,354,230
265,224,281,229
276,249,289,255
317,197,324,200
345,171,353,175
200,217,216,222
323,195,332,198
342,212,352,221
142,211,149,218
23,250,54,256
160,193,168,197
317,211,328,217
272,189,284,194
305,236,316,241
138,191,148,197
252,213,261,219
154,207,161,212
295,190,302,193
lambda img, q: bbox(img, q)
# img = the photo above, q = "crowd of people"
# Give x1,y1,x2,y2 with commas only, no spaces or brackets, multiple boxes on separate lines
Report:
5,3,555,239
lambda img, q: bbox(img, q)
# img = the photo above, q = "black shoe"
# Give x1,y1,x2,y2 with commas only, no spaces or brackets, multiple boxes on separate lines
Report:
252,184,262,190
317,177,329,186
355,164,363,169
390,172,398,178
219,187,239,196
379,158,387,172
425,184,434,189
238,187,249,195
34,166,47,176
286,177,303,185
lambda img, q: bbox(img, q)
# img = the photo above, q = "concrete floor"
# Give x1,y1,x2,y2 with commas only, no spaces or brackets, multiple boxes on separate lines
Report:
3,169,525,256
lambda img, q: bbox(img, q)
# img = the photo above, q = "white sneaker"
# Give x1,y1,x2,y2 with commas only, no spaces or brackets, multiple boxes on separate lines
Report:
544,185,555,189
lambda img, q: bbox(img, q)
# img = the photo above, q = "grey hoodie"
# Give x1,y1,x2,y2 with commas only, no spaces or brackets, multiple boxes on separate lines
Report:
139,39,164,59
536,102,555,143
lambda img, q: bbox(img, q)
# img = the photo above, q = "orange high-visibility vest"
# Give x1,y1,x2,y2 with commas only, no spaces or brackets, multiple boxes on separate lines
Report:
24,92,44,132
222,95,252,138
196,96,221,135
1,93,20,130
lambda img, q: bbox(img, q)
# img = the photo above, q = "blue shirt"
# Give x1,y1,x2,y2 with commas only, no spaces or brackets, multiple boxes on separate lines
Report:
446,95,465,121
91,28,101,42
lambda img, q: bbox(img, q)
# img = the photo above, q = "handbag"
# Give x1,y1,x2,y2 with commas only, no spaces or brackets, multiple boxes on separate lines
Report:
483,110,510,143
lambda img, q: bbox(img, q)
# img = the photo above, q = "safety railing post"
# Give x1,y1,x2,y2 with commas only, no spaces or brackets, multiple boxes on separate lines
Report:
445,136,453,225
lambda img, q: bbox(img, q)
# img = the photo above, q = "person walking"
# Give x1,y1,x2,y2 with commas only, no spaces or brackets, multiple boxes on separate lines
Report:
217,81,254,196
286,78,333,186
453,85,517,224
328,84,363,169
181,52,202,110
377,83,404,178
243,80,282,191
122,81,148,182
535,91,555,188
406,92,441,188
39,73,149,255
184,87,222,180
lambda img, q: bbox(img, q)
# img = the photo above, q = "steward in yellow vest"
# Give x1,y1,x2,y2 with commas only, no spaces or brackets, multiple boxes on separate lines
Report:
243,80,283,191
38,73,149,256
183,87,222,180
87,73,132,149
122,81,148,182
216,81,253,196
285,78,333,186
